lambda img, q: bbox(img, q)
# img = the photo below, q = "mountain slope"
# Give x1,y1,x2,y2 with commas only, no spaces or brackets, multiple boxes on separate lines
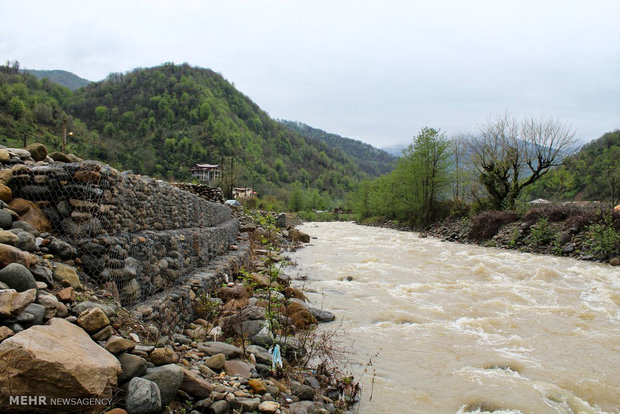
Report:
380,144,406,157
0,64,99,154
524,130,619,203
68,63,366,197
279,120,397,176
24,69,91,91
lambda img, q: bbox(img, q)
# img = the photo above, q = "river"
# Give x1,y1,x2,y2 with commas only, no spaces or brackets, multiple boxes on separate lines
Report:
287,222,620,414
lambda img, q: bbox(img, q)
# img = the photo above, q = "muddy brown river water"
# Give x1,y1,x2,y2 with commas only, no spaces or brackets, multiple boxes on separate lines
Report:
288,222,619,414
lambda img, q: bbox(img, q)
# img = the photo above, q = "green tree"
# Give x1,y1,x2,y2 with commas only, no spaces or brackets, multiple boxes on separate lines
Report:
410,127,451,223
8,96,27,119
544,168,577,201
287,183,305,212
94,105,108,121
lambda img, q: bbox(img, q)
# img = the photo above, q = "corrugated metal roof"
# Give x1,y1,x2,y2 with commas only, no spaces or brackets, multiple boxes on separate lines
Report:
191,164,219,169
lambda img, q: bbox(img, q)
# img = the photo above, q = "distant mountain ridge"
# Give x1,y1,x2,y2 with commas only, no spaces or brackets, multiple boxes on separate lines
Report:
280,120,397,176
23,69,91,91
380,144,406,157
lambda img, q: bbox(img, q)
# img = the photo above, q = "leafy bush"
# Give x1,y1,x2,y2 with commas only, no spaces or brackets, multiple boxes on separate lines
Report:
470,198,494,216
469,210,519,241
447,200,470,219
528,218,556,246
298,211,338,222
586,216,620,259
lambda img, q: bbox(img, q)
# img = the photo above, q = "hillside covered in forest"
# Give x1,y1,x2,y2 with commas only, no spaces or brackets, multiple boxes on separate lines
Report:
524,130,619,205
280,120,397,176
0,62,395,202
24,68,91,90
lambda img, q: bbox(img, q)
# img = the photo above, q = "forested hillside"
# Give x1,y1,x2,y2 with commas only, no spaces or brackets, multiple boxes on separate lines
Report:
24,69,91,90
69,63,368,198
0,62,99,156
280,120,397,176
525,130,619,205
1,61,375,202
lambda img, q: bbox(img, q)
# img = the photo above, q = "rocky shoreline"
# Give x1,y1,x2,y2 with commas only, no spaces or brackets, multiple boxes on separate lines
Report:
0,143,357,414
359,209,619,265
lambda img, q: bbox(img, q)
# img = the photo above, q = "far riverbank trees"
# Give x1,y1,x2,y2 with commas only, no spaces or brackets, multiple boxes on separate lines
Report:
351,114,613,227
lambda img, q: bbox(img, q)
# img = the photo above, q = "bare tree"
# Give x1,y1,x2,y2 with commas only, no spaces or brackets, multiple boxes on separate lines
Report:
469,113,577,209
451,134,469,202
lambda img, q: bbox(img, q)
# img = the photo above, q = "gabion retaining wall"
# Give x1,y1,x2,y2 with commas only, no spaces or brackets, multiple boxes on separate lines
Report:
4,161,239,305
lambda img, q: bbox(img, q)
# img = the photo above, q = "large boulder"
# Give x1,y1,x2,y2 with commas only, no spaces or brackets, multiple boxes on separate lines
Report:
276,213,302,229
24,143,47,162
141,364,183,407
0,244,37,268
179,367,214,399
48,151,73,163
197,341,241,358
0,318,121,412
286,302,317,329
0,288,36,318
77,307,110,333
117,353,148,384
126,377,161,414
224,359,254,378
0,169,11,185
8,199,51,233
0,209,13,229
0,263,38,293
289,228,311,243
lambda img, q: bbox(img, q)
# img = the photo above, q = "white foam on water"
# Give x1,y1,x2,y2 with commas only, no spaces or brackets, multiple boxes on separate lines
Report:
290,222,620,414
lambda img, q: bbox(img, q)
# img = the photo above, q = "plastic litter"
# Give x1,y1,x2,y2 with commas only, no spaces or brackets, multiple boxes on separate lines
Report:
270,343,283,369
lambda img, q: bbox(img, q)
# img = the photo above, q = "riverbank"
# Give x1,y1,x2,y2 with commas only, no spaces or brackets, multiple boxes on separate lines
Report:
358,206,620,265
0,144,357,414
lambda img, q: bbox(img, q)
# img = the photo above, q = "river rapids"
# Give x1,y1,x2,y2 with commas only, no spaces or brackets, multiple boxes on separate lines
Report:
288,222,619,414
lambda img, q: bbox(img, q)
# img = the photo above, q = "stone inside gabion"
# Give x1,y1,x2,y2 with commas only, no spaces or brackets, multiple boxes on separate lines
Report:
5,161,239,305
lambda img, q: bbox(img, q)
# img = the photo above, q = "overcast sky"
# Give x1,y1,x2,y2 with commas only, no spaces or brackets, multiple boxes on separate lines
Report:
1,0,619,147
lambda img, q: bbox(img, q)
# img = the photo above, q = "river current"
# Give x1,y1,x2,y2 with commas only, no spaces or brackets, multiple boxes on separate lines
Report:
287,222,619,414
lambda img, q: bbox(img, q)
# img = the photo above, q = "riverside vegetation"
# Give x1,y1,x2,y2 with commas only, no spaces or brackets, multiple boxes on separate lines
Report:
0,142,358,414
350,121,619,264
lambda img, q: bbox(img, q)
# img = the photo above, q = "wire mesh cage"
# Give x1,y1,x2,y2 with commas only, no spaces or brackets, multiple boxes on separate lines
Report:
3,160,238,306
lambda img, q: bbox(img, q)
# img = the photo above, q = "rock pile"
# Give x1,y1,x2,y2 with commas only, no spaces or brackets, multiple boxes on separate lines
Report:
0,144,357,414
172,183,225,204
1,145,240,305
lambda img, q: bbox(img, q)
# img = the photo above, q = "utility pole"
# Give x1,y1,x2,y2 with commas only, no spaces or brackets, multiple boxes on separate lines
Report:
62,120,73,153
230,157,234,191
63,121,66,153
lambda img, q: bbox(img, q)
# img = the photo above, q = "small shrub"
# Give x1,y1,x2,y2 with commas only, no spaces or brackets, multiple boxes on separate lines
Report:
193,293,220,322
508,227,520,248
585,216,620,260
470,198,494,216
469,210,519,242
449,200,471,218
529,218,556,246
